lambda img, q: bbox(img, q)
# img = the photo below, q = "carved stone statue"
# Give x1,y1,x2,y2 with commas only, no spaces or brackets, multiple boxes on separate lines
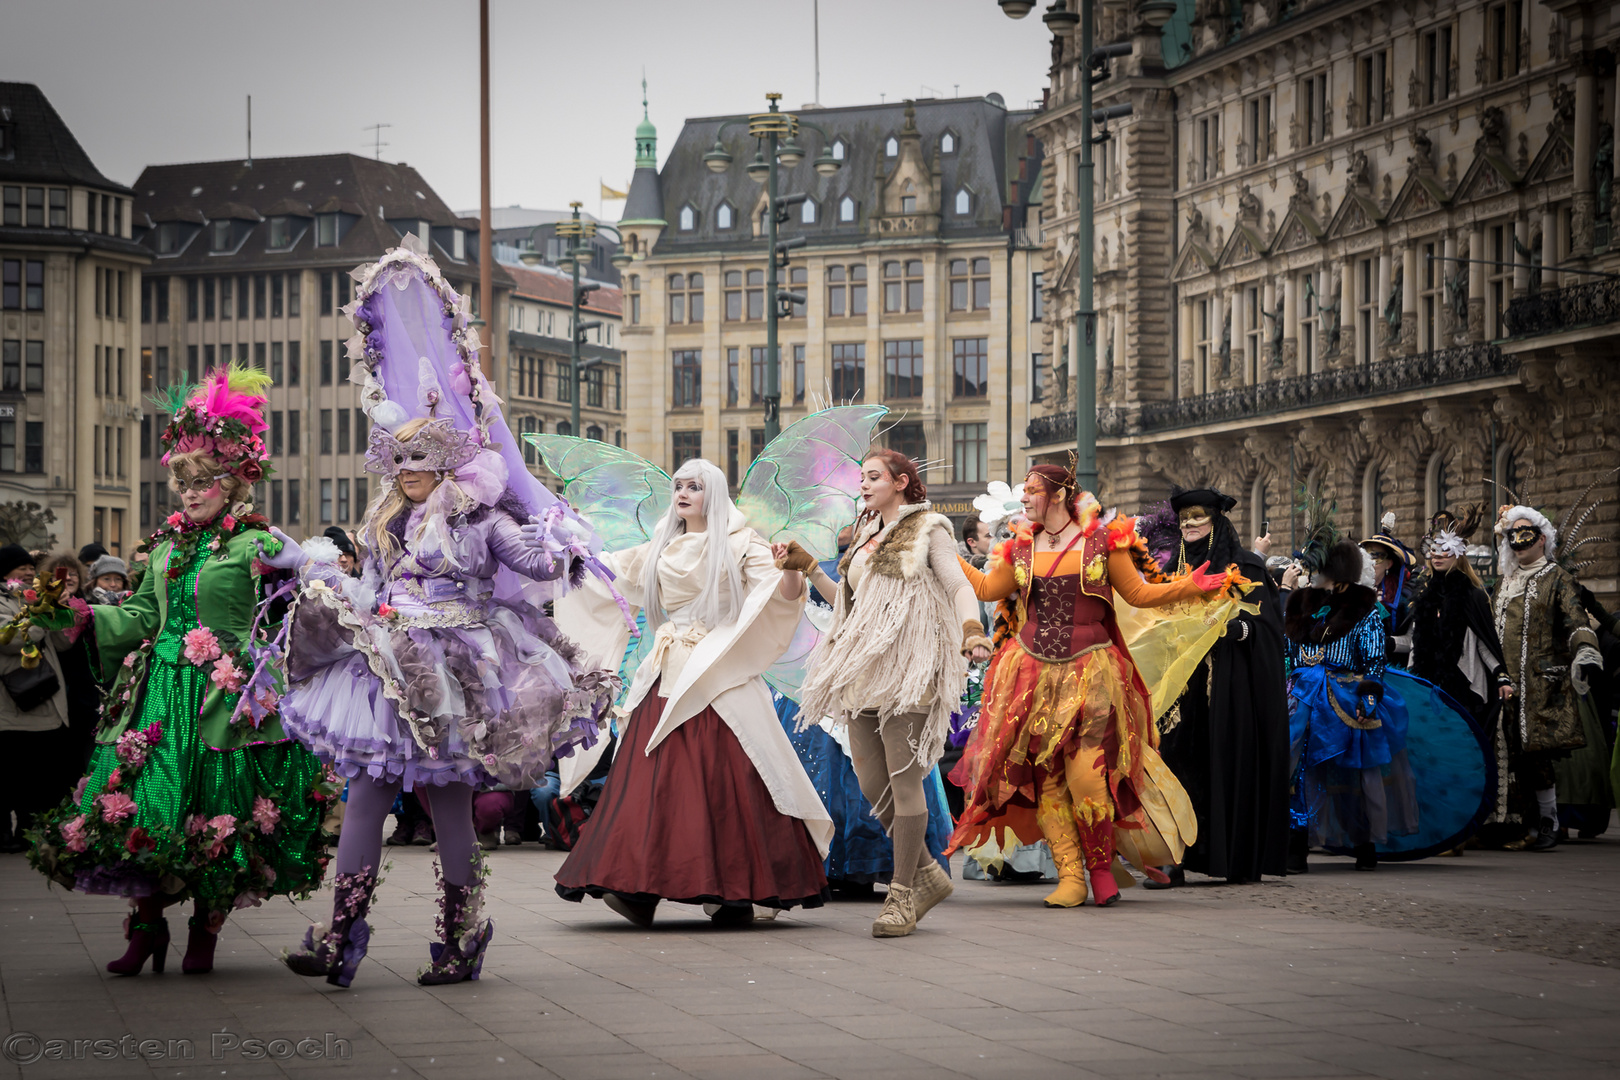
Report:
1218,307,1233,375
1550,83,1577,140
1408,126,1434,174
1596,123,1614,223
1477,105,1507,156
1187,206,1208,239
1238,183,1263,222
1348,149,1373,193
1290,170,1311,213
1262,287,1285,366
1384,264,1404,344
1321,269,1343,355
1446,261,1469,329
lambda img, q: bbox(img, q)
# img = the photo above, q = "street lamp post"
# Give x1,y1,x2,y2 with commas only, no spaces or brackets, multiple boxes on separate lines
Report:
1001,0,1175,493
703,94,843,442
520,203,631,439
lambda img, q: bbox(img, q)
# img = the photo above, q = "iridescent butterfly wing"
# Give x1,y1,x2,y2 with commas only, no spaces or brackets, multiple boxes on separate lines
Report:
737,404,888,560
735,404,889,700
525,434,672,690
524,435,672,553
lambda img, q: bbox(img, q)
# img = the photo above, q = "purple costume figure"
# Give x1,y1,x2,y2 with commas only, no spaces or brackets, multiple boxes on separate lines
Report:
263,238,616,987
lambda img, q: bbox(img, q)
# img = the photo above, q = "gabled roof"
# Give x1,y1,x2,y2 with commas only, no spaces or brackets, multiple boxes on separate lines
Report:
1453,151,1519,203
652,96,1029,253
1385,171,1450,223
1272,204,1325,252
0,81,131,191
1218,222,1270,266
1171,235,1218,280
1326,190,1383,238
1523,131,1574,186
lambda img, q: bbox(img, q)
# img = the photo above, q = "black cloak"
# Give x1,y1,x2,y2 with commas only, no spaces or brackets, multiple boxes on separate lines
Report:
1157,493,1292,881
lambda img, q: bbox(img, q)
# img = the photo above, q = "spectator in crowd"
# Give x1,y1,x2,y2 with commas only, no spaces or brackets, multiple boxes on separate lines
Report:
385,791,435,847
323,526,361,577
0,544,71,854
77,542,107,568
39,552,100,778
87,556,131,606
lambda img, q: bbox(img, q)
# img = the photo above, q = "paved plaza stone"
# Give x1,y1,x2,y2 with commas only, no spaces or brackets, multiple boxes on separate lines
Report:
3,821,1618,1080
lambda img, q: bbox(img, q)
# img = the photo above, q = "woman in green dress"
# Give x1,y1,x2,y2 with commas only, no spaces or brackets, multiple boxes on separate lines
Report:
29,367,335,975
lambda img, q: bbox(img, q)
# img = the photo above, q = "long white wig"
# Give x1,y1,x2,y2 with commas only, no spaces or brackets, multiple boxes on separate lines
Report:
643,458,744,630
1495,504,1557,571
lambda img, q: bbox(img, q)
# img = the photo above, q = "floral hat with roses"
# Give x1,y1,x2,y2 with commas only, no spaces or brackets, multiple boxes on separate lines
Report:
151,364,275,485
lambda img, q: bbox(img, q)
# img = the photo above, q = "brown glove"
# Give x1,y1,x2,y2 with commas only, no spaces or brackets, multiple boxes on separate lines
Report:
961,619,993,658
774,540,819,574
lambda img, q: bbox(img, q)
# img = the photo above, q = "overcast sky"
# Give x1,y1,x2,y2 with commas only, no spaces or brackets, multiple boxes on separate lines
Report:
5,0,1048,214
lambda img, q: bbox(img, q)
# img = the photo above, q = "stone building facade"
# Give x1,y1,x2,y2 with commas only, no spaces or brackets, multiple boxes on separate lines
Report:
1029,0,1617,601
617,95,1046,520
504,261,626,481
0,82,149,554
132,154,512,541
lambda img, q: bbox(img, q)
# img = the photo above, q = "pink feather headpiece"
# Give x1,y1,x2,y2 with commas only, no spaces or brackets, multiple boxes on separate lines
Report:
157,364,274,483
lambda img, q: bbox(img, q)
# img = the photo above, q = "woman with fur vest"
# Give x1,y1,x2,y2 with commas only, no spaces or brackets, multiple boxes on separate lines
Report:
785,449,989,938
945,464,1231,910
1283,539,1421,871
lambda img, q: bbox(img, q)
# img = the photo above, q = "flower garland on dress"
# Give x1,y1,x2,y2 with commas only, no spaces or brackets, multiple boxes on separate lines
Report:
100,510,285,732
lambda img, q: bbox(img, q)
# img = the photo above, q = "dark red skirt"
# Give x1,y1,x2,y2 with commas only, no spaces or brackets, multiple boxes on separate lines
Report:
554,680,827,909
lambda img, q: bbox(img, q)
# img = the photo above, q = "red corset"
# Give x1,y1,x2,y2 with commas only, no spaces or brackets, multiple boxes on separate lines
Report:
1018,572,1111,661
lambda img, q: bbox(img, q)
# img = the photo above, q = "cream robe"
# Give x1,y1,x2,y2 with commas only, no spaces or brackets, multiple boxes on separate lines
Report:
555,508,833,856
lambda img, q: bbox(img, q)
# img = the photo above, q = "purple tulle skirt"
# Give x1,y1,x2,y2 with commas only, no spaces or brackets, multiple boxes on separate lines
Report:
281,590,610,792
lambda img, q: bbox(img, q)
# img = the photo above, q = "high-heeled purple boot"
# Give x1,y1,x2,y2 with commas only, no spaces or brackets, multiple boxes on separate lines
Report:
284,868,377,988
418,873,493,986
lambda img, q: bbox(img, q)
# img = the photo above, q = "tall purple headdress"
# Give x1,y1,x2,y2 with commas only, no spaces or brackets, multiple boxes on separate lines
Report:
342,236,602,592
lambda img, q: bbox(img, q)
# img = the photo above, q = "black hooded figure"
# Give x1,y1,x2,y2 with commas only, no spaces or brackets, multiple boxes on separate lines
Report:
1151,487,1291,884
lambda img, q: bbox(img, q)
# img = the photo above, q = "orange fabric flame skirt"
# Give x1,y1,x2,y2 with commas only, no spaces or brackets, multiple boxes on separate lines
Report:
947,640,1195,873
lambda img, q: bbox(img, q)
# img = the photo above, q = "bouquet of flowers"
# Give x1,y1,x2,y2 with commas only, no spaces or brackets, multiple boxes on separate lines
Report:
0,566,90,664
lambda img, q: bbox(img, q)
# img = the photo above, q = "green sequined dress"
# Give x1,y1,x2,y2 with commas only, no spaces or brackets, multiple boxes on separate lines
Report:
30,523,334,911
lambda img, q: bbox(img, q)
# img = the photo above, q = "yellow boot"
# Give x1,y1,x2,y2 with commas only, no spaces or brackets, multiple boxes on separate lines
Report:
1037,794,1087,908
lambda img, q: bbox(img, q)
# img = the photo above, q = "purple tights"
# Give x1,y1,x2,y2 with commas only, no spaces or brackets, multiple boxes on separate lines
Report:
335,777,480,886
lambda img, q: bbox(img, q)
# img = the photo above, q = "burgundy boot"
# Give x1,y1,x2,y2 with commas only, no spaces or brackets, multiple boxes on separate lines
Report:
1077,818,1122,908
181,904,224,974
107,900,170,976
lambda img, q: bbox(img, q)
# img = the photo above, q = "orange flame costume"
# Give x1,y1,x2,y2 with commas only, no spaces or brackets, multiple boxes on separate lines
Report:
949,501,1231,906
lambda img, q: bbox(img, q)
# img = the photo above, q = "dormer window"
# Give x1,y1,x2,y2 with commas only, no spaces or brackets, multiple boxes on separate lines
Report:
716,202,734,230
801,199,817,224
156,222,180,254
679,204,696,231
940,132,957,154
268,216,292,249
901,183,916,214
211,220,233,251
885,137,898,157
452,228,466,260
831,138,847,161
954,188,972,216
315,213,338,247
839,196,856,223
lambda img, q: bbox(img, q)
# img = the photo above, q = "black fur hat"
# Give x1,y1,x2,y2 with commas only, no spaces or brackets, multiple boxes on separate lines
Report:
1319,539,1370,587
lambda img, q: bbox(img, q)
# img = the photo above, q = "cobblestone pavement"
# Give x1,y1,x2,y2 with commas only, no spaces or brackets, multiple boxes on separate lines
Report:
3,821,1618,1080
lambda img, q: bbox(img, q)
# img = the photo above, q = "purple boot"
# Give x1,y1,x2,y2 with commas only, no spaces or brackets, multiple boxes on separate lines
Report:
417,868,493,986
284,868,377,988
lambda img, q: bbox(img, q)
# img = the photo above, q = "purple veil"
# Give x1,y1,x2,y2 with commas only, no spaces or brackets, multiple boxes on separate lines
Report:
342,236,601,600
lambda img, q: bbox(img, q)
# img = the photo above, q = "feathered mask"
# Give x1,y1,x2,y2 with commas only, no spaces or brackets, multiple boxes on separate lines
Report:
153,364,274,483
